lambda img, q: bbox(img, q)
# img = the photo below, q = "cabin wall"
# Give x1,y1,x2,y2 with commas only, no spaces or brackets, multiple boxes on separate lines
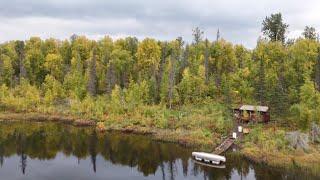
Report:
234,109,270,123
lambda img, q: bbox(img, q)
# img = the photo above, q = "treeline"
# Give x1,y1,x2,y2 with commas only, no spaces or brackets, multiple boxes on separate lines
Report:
0,13,320,129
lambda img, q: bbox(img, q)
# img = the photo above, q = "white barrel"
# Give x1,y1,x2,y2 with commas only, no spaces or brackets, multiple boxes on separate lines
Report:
238,126,243,133
232,132,237,139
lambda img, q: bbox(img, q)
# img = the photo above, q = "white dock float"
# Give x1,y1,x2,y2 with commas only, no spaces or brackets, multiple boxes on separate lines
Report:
192,152,226,165
193,160,226,169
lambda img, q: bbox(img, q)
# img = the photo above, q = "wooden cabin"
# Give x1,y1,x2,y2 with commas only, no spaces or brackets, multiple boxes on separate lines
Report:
233,105,270,123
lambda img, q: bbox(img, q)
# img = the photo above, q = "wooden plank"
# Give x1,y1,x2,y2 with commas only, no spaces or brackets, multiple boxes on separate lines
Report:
213,138,235,155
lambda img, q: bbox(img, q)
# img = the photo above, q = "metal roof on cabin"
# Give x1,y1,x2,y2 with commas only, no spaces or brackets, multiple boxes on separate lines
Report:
239,105,269,112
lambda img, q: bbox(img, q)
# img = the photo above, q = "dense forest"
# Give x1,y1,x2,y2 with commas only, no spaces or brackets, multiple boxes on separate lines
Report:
1,13,320,132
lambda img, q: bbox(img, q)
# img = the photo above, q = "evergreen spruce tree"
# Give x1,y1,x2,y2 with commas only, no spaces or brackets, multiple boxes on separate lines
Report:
204,38,210,84
0,48,3,84
87,47,97,96
15,41,27,81
258,55,266,105
315,47,320,91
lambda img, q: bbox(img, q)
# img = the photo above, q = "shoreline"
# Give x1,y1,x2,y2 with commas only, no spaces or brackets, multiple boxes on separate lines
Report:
0,112,216,149
0,112,96,126
0,112,319,175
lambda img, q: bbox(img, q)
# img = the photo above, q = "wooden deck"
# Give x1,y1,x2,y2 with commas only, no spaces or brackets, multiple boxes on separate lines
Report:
213,137,235,155
213,122,245,155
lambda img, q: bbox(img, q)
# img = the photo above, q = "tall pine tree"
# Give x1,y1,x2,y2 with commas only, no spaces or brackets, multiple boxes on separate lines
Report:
87,46,97,96
15,41,27,81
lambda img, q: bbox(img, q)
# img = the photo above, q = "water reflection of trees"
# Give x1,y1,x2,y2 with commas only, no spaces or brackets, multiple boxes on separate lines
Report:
0,122,313,180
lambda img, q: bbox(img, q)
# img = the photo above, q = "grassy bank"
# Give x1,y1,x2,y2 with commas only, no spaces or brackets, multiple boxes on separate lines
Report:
0,112,218,149
240,124,320,175
0,102,230,150
0,112,95,126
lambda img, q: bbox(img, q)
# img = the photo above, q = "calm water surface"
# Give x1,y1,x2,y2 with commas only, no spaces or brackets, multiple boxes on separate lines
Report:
0,121,318,180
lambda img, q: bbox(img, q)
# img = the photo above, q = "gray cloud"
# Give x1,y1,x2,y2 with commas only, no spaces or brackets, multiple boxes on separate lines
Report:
0,0,320,47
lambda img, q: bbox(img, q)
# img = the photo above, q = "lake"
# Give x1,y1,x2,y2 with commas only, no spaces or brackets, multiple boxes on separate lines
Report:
0,121,318,180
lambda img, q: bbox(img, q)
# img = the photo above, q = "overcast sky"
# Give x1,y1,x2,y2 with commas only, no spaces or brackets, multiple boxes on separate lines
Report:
0,0,320,47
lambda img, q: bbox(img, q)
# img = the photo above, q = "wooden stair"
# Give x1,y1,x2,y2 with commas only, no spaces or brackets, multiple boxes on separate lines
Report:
213,137,235,155
212,123,241,155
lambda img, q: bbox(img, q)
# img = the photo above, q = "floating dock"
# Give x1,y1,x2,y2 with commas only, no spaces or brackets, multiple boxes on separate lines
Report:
192,124,241,167
192,159,226,169
192,152,226,165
